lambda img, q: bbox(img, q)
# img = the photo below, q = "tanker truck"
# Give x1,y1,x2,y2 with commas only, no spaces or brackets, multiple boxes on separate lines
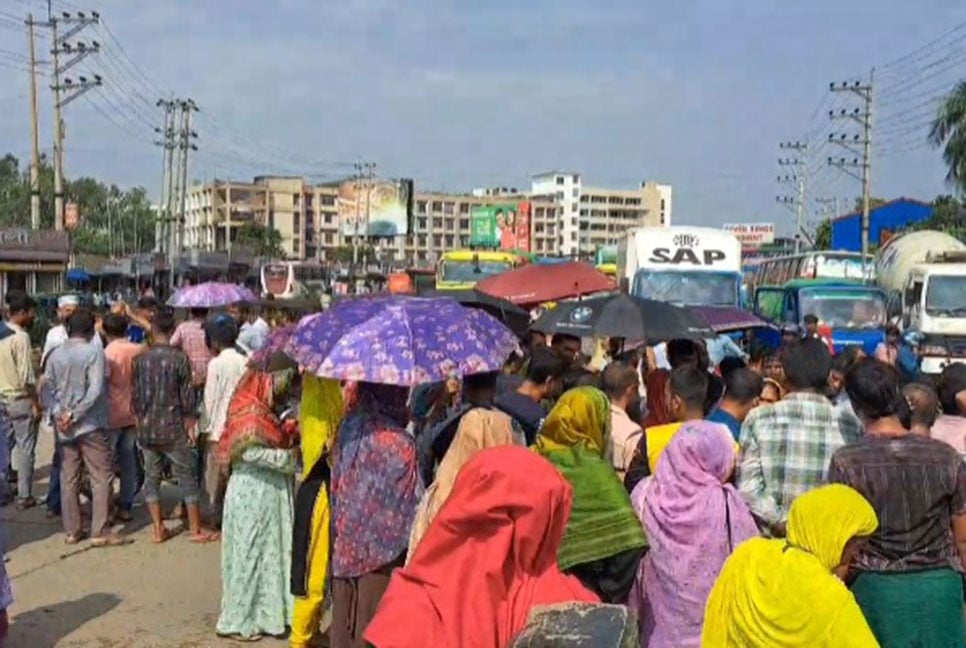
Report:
874,230,966,375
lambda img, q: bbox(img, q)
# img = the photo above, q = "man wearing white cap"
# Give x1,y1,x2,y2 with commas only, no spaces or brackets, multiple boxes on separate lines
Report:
41,295,102,368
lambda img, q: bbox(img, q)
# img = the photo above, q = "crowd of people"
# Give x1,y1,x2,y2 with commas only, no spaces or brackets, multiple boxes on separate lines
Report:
0,288,966,647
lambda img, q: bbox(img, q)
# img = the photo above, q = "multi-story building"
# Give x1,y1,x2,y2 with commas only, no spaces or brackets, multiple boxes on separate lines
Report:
531,171,671,257
184,172,671,266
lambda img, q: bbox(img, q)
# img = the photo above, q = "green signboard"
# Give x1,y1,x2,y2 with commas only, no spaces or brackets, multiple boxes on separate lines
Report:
470,205,501,247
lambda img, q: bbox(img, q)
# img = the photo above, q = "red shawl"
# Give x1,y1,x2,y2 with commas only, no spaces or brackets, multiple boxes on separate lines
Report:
364,446,598,648
215,370,298,465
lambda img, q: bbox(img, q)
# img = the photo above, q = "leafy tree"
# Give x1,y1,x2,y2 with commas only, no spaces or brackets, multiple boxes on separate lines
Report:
900,195,966,240
813,218,831,249
236,222,285,258
852,197,888,212
930,80,966,193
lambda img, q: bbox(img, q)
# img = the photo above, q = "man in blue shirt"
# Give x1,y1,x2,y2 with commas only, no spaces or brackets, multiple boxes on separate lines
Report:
706,367,764,442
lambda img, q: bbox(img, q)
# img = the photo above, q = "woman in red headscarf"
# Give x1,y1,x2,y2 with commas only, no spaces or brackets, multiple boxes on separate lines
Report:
364,445,598,648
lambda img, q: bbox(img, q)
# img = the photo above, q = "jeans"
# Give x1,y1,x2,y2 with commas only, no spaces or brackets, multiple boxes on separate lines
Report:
46,432,61,515
5,399,38,501
141,440,200,505
110,427,141,511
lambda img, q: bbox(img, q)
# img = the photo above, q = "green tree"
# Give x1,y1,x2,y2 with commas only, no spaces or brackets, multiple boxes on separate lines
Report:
852,197,888,212
236,222,285,258
813,218,831,249
930,80,966,193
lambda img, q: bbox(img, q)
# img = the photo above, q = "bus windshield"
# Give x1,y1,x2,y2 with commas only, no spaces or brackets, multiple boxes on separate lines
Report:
439,259,512,284
631,270,738,307
925,275,966,316
800,289,886,329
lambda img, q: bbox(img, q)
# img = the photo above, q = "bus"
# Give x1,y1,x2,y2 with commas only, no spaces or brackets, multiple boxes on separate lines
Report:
616,226,743,308
750,251,873,292
435,249,527,291
594,245,618,277
260,261,326,298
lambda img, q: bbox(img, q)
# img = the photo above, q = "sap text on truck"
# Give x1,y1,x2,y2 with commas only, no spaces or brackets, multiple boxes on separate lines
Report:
875,230,966,376
616,226,742,307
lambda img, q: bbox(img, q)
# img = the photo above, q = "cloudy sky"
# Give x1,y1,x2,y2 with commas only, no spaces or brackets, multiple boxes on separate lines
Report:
0,0,963,233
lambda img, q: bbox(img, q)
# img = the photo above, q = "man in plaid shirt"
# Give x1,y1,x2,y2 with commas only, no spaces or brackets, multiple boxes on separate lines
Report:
736,338,863,535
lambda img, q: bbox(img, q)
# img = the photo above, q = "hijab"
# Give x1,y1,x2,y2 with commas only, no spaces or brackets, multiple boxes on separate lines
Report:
407,408,516,562
632,421,759,648
364,446,599,648
331,382,422,578
535,387,647,571
702,484,879,647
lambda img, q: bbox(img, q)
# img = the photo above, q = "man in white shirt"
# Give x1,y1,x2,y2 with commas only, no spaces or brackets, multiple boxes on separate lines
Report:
42,295,102,367
202,314,248,526
237,307,270,353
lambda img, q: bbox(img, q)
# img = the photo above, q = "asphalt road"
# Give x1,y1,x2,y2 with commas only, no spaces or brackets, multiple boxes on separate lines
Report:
4,428,290,648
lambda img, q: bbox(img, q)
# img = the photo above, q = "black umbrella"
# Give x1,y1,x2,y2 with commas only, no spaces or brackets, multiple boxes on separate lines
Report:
532,294,713,342
422,289,531,338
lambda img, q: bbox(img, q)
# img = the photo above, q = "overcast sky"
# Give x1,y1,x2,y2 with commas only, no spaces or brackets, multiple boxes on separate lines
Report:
0,0,963,233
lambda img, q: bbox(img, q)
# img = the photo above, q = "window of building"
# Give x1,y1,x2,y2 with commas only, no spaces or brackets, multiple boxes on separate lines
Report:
660,199,666,210
535,223,545,233
321,195,335,206
591,195,606,203
555,191,564,200
535,207,545,217
431,201,443,212
571,202,578,212
572,188,578,198
417,217,428,230
458,218,470,230
433,217,443,229
626,197,641,206
443,202,455,214
572,174,579,183
433,235,442,248
444,235,454,247
459,203,470,214
579,195,589,203
444,220,454,231
323,213,333,225
418,235,427,247
416,200,427,213
324,232,334,244
294,214,300,230
608,196,623,204
556,176,564,185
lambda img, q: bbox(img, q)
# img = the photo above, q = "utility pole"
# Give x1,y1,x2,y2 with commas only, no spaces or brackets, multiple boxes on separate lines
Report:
48,10,101,230
776,141,807,253
174,99,197,263
26,14,42,229
349,161,375,283
828,72,874,268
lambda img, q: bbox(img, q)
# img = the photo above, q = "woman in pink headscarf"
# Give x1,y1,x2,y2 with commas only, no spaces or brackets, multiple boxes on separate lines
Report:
630,421,759,648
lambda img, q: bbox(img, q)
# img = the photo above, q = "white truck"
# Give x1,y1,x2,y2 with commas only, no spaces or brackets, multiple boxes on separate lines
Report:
874,230,966,375
616,226,743,308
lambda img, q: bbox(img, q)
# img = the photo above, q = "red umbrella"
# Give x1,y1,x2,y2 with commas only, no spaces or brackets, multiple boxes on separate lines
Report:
475,261,617,306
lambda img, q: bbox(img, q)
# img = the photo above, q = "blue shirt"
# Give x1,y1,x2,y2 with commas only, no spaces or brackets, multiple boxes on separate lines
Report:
704,335,747,367
707,408,742,442
41,338,108,440
127,324,146,344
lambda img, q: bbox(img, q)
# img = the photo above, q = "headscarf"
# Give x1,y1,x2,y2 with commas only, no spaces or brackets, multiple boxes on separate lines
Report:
291,374,344,598
363,446,599,648
215,367,298,465
331,382,422,578
535,387,647,571
298,374,343,478
632,421,759,648
643,368,672,428
407,408,516,562
702,484,879,648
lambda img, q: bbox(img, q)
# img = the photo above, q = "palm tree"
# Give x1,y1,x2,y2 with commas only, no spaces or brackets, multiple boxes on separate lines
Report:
929,81,966,192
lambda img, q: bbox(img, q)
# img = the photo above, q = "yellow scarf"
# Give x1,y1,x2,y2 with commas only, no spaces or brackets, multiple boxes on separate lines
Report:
298,375,343,479
535,386,610,455
702,484,880,647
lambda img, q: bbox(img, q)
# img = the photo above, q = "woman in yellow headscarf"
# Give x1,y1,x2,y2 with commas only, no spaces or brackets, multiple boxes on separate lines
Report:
290,375,343,648
535,386,647,604
702,484,880,648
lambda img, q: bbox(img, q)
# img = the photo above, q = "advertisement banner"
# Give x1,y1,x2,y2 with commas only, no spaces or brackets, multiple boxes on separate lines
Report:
337,178,413,237
723,222,775,248
469,201,531,251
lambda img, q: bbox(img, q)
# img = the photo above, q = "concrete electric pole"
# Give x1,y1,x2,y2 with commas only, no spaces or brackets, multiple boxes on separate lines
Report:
26,14,42,229
776,141,807,253
153,99,177,255
48,10,101,230
828,73,874,269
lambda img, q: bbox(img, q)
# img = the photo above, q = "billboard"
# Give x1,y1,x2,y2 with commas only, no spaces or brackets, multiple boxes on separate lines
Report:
469,201,531,251
337,178,413,237
723,222,775,249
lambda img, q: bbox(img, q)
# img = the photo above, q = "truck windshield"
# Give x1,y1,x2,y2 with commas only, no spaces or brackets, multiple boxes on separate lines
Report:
800,289,886,329
631,270,738,307
925,275,966,316
438,260,511,284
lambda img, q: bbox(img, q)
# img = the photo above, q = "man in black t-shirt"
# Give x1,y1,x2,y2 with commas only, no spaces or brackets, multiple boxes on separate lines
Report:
494,347,566,445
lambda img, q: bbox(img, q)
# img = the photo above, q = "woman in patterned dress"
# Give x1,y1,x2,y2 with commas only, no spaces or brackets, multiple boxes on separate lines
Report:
214,355,300,642
329,382,422,648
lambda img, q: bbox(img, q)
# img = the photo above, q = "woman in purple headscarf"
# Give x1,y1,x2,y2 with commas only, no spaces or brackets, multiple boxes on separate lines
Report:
630,421,759,648
330,382,422,648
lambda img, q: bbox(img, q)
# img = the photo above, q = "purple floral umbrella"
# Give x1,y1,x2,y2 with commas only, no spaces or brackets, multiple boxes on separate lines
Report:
284,296,519,385
249,313,321,369
167,282,258,308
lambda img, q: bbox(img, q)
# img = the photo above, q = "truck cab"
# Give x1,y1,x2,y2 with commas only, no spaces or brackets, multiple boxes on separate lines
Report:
754,280,888,355
902,257,966,375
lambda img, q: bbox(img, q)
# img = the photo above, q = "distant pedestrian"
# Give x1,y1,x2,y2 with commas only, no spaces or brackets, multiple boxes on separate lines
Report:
171,307,213,390
601,361,643,479
874,324,900,367
43,309,128,547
